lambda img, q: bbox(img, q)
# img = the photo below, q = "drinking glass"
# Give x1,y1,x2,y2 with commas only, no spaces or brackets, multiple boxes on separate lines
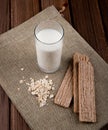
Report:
34,20,64,73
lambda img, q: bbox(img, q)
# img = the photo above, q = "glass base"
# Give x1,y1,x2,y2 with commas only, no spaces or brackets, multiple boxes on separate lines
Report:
38,65,59,73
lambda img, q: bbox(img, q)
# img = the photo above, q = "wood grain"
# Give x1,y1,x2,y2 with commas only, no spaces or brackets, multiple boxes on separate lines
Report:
70,0,108,62
78,61,96,122
32,0,41,15
98,0,108,42
0,86,10,130
99,0,108,41
41,0,71,23
0,0,10,130
11,0,40,28
10,104,30,130
88,0,108,62
100,123,108,130
70,0,95,46
0,0,10,34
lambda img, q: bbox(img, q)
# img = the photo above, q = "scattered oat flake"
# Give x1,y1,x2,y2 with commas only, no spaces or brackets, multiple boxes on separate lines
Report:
39,101,46,107
27,76,55,107
52,87,55,90
30,77,33,80
26,83,30,86
17,88,20,91
19,80,24,84
45,75,48,79
49,80,53,85
21,68,24,71
28,87,32,92
49,94,54,99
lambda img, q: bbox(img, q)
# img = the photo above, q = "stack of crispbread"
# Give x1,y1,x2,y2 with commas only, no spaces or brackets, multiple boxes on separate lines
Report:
54,52,96,123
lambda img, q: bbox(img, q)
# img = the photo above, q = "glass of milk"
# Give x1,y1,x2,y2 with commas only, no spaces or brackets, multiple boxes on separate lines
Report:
34,20,64,73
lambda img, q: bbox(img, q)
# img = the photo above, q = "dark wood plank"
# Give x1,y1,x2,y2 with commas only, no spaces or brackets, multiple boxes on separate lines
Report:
88,0,108,62
0,87,10,130
32,0,41,15
98,0,108,42
41,0,71,23
70,0,108,62
0,0,10,34
0,0,10,130
100,123,108,130
70,0,96,47
11,0,40,28
10,104,30,130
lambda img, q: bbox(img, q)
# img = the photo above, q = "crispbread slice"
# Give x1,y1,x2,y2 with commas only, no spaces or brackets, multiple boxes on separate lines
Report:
54,65,73,107
78,61,96,122
73,52,89,113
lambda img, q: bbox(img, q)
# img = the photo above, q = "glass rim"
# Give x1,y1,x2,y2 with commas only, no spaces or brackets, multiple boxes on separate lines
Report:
34,20,64,45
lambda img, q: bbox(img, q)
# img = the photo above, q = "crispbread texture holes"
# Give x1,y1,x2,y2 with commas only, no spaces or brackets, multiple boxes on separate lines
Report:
78,61,96,122
54,65,73,107
73,52,89,113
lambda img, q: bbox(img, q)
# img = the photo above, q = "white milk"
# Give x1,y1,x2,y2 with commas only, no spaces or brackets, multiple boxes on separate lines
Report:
35,29,63,73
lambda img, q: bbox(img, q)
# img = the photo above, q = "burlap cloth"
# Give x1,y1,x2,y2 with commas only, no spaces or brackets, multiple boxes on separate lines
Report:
0,6,108,130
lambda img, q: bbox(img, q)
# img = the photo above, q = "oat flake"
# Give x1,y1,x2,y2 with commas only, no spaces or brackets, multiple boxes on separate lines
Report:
28,75,55,107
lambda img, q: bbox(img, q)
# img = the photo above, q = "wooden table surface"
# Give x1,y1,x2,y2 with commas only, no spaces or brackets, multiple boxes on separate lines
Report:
0,0,108,130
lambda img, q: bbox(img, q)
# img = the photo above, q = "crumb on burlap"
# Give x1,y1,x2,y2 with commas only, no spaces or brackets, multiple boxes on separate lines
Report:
17,87,20,91
19,80,24,84
21,68,24,71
